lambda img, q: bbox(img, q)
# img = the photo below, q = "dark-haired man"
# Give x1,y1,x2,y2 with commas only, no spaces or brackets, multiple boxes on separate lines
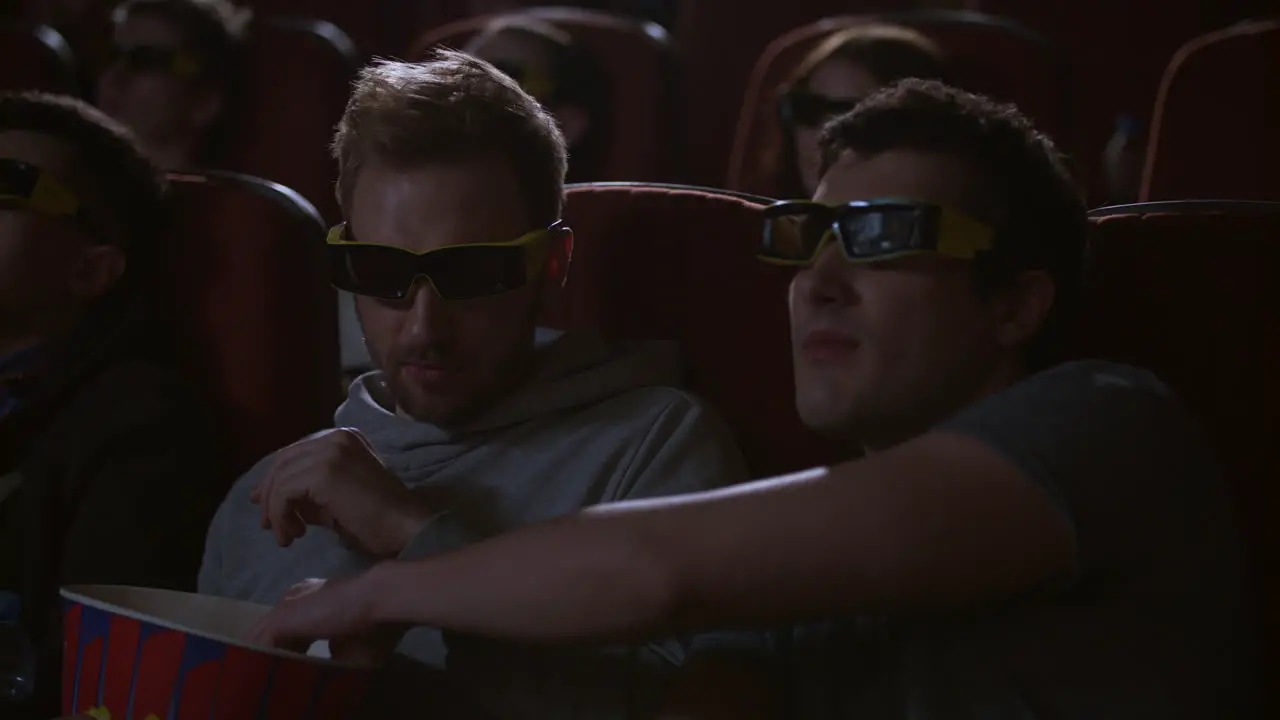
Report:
96,0,248,168
0,92,222,718
253,80,1259,718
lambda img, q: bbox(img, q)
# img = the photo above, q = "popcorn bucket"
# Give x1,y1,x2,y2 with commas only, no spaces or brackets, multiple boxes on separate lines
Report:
60,586,374,719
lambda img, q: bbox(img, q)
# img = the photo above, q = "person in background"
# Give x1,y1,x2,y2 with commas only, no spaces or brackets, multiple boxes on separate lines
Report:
464,15,612,183
198,52,746,718
1101,113,1146,205
769,23,947,198
95,0,249,169
252,80,1259,719
0,92,223,720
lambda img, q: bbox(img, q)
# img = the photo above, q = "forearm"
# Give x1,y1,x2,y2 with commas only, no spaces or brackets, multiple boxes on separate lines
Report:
356,434,1069,642
363,466,837,641
367,511,681,643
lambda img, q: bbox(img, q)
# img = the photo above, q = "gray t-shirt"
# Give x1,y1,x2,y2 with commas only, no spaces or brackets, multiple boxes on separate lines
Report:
733,361,1259,718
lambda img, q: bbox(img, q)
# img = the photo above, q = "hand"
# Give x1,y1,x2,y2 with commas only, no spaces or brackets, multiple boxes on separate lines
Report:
251,428,433,557
249,576,402,667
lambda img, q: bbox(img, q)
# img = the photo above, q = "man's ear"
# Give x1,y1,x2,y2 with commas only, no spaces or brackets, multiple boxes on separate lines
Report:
190,88,223,136
538,227,573,312
546,227,573,288
994,269,1055,350
71,244,127,300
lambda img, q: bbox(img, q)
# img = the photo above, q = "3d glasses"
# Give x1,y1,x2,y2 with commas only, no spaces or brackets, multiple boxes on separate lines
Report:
327,221,572,301
0,158,85,225
493,62,557,104
759,198,994,266
107,44,203,77
779,89,862,129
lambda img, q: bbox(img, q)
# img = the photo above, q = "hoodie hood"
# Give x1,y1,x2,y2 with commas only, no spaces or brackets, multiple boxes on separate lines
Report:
334,328,682,475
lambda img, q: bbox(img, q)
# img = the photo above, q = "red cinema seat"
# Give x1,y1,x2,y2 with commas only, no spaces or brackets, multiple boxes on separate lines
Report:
223,16,359,225
0,24,79,95
408,7,676,182
559,182,844,478
1142,20,1280,201
161,170,340,476
1081,200,1280,711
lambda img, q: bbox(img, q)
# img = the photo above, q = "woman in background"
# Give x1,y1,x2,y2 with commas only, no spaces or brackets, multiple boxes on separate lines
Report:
770,23,947,197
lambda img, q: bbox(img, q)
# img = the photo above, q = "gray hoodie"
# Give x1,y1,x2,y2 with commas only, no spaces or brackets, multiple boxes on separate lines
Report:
199,329,748,716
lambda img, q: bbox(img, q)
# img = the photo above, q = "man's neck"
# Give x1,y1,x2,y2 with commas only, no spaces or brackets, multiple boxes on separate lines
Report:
859,360,1030,455
147,137,197,170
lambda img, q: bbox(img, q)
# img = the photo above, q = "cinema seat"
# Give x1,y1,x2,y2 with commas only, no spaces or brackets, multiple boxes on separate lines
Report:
561,182,844,478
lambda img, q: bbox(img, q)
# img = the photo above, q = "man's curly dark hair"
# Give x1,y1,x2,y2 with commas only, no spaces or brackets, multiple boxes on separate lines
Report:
819,78,1088,371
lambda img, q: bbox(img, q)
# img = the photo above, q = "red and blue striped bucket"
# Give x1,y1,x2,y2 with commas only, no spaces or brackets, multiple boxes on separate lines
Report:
60,586,374,720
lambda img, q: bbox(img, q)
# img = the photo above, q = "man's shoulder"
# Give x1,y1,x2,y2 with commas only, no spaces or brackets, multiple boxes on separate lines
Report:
958,359,1183,428
592,384,709,419
1025,360,1174,399
59,353,202,428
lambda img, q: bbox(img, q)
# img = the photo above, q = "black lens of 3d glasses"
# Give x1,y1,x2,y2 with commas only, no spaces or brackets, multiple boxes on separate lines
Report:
0,160,40,198
329,242,530,301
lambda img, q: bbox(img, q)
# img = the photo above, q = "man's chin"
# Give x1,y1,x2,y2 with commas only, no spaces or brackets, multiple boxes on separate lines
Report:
384,375,453,423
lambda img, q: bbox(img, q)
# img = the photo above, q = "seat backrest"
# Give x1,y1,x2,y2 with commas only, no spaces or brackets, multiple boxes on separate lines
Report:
727,10,1070,197
559,182,844,478
0,24,79,94
408,7,675,182
1080,200,1280,696
223,16,358,225
236,0,378,56
161,171,340,476
1142,20,1280,201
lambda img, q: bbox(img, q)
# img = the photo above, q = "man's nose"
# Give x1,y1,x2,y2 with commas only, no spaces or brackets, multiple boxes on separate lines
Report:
794,241,858,308
400,278,453,342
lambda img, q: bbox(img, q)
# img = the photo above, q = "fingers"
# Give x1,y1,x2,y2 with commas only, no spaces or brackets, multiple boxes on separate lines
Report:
251,428,348,508
337,427,385,467
248,579,329,653
250,428,386,548
330,636,385,667
267,484,317,548
249,435,315,503
284,577,328,600
256,451,326,546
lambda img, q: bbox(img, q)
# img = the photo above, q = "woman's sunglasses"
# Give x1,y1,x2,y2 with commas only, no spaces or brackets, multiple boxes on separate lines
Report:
106,44,203,78
327,221,573,301
492,62,557,104
779,89,863,129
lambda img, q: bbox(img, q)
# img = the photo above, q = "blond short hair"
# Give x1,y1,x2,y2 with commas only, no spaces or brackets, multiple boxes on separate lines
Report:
332,51,568,226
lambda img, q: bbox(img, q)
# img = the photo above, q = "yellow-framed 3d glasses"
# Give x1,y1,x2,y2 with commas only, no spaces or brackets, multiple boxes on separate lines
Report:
759,198,994,266
107,44,204,78
492,61,557,104
0,157,84,223
326,221,572,301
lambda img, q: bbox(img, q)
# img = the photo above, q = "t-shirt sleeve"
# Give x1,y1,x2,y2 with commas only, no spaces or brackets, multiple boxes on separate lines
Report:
935,361,1220,579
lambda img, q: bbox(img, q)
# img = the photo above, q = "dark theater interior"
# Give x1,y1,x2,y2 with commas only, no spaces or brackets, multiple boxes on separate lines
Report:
1,0,1276,717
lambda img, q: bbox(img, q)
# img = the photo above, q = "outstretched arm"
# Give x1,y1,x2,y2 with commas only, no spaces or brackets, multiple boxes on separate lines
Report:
254,431,1073,649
